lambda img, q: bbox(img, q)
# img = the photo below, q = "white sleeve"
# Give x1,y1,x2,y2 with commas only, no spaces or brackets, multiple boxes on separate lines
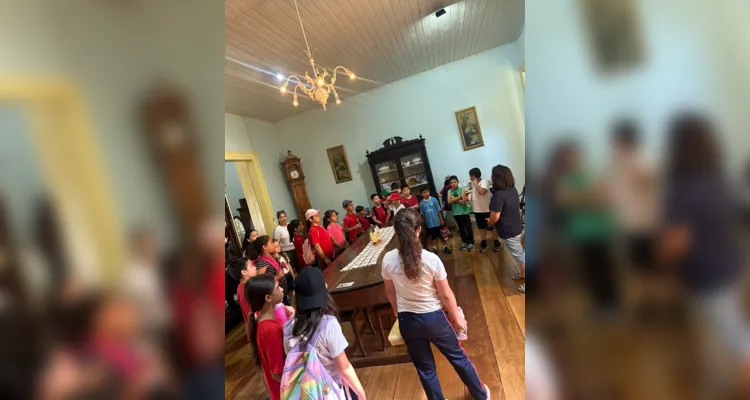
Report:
323,318,349,358
432,255,447,281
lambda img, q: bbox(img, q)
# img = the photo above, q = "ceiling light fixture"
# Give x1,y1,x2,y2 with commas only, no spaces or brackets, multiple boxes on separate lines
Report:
279,0,355,110
276,73,284,81
435,8,447,18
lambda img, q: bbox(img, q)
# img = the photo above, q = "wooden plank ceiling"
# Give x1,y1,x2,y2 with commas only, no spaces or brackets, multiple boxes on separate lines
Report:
226,0,525,122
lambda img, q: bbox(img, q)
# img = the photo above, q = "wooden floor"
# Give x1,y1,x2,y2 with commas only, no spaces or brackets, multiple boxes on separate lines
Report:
225,230,526,400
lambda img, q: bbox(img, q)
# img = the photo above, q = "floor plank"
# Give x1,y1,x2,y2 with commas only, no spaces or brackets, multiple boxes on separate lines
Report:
474,255,526,400
506,294,526,338
364,364,399,400
454,274,503,393
393,363,428,400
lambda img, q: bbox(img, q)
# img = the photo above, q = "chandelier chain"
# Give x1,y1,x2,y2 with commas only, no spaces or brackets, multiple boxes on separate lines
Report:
292,0,313,59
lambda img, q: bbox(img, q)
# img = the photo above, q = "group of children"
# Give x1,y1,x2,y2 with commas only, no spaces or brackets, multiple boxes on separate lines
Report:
228,255,366,400
229,163,524,399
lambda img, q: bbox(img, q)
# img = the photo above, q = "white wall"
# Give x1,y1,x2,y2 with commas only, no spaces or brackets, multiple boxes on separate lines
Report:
273,44,526,215
526,0,743,172
1,0,224,249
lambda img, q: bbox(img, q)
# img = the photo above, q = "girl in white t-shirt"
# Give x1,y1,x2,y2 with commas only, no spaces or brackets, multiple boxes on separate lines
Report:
382,208,490,400
469,167,501,252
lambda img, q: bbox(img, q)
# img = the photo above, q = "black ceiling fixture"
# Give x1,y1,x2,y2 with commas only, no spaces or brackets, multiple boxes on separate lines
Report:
435,7,447,18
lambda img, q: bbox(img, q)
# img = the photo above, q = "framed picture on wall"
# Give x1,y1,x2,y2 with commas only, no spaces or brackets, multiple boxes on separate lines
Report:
580,0,644,73
454,106,484,151
327,145,353,184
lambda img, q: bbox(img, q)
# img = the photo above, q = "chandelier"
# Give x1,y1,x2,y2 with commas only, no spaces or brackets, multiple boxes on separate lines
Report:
280,0,356,110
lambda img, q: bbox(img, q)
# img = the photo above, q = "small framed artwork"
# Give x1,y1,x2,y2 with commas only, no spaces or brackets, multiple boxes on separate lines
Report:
327,145,353,184
454,106,484,151
580,0,644,73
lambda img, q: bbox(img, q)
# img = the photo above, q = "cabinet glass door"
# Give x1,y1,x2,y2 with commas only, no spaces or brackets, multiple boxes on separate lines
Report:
375,160,400,195
400,153,428,192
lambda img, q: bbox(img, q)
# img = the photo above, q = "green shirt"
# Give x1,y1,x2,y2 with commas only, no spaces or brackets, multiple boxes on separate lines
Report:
449,187,473,216
560,170,615,242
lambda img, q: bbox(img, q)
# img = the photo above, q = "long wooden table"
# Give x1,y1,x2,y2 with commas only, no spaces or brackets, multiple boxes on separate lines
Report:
323,233,410,367
323,233,395,311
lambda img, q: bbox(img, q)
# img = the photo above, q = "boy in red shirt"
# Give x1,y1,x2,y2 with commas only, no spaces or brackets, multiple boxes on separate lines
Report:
289,219,308,270
356,205,371,234
227,257,258,340
306,209,336,268
400,185,420,209
341,199,362,243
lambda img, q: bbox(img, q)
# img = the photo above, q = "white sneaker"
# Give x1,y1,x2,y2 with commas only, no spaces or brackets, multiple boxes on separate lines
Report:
484,384,491,399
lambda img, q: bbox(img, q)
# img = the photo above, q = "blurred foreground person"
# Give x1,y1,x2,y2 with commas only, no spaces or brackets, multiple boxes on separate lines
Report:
552,142,620,318
526,332,559,400
124,228,170,337
40,295,173,399
169,220,225,400
661,113,749,398
608,121,664,322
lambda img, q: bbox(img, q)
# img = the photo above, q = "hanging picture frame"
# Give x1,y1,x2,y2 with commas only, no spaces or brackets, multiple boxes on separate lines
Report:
454,106,485,151
327,145,353,183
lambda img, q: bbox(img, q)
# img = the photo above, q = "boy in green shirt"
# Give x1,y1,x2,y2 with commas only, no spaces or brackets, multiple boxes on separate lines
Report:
447,176,475,251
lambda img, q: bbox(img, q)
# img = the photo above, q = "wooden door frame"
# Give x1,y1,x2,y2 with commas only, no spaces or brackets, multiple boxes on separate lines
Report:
0,79,125,285
225,151,275,236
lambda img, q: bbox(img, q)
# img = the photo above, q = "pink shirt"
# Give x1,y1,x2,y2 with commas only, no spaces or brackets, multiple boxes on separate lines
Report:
327,223,346,248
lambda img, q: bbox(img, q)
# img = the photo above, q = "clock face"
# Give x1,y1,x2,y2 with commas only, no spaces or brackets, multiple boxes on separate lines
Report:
290,170,300,179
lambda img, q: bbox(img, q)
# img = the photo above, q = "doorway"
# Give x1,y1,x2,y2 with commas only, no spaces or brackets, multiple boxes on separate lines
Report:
225,151,275,239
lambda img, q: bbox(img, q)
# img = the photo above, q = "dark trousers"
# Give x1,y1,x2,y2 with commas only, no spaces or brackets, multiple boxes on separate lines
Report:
578,241,619,313
453,214,474,245
398,310,487,400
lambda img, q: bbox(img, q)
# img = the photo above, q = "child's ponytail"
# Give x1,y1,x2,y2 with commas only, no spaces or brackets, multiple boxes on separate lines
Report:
394,208,423,281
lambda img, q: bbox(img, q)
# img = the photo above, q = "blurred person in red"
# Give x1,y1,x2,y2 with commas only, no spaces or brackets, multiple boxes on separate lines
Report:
168,220,225,400
40,294,173,399
660,113,750,397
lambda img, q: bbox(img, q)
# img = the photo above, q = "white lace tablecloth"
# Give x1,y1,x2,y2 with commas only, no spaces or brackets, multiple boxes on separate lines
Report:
341,227,395,271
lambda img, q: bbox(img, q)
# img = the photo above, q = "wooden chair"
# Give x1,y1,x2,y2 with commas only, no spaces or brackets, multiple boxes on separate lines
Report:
339,309,367,357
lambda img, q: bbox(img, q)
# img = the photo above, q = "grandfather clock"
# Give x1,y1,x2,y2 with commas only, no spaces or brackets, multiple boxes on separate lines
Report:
141,85,209,237
280,151,311,221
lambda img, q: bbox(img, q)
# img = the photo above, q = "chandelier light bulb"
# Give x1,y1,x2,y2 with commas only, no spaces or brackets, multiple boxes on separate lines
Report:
317,77,324,86
293,100,299,107
336,98,341,105
276,73,284,81
280,86,286,93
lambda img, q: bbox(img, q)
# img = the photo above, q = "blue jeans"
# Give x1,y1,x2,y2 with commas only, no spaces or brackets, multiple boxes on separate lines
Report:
398,310,488,400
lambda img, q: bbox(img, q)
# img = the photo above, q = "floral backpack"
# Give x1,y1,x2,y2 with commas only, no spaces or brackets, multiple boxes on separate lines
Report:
280,318,347,399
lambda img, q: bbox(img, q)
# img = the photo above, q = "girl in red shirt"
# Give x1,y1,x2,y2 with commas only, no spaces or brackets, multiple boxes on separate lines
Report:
246,275,286,400
305,209,336,268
